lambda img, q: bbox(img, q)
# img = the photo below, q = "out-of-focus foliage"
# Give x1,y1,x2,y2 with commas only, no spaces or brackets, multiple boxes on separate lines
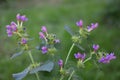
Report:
102,0,120,27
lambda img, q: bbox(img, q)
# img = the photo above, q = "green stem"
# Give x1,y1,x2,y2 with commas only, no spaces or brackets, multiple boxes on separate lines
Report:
28,51,40,80
68,70,75,80
17,32,22,37
35,73,40,80
20,22,23,28
65,43,75,65
60,75,64,80
17,21,19,27
83,54,92,63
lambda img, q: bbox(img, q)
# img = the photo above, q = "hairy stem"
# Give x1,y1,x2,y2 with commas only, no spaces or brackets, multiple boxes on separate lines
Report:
28,51,40,80
65,43,75,65
68,70,75,80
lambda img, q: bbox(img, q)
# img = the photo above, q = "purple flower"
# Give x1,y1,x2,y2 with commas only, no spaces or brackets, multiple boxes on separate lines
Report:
6,25,12,30
93,44,99,52
76,20,83,28
6,30,13,37
54,39,60,43
10,22,17,31
99,53,116,64
21,15,28,22
58,59,63,68
87,23,98,32
6,25,12,37
41,46,48,54
16,14,21,21
21,38,27,44
16,13,28,22
41,26,47,33
74,52,86,61
6,22,17,37
39,32,45,39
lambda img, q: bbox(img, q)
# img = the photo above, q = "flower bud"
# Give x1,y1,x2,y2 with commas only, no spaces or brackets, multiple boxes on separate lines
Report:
58,59,63,68
93,44,99,52
21,38,27,44
41,26,47,33
76,20,83,28
39,32,45,39
99,53,116,64
41,46,48,54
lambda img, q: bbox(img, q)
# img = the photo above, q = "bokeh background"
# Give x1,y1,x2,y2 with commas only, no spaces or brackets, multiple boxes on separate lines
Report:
0,0,120,80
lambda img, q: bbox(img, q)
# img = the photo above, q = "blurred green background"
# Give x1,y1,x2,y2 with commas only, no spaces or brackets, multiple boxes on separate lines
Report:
0,0,120,80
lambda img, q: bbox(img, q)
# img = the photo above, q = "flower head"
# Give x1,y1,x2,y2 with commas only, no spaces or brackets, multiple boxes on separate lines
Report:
58,59,63,68
39,32,45,39
87,23,98,32
10,22,17,31
93,44,99,52
41,46,48,54
21,38,27,44
6,22,17,37
76,20,83,28
16,13,28,22
74,52,86,61
99,53,116,64
41,26,47,33
21,15,28,22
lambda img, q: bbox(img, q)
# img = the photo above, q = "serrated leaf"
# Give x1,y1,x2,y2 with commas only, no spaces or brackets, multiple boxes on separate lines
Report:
75,43,85,51
12,67,30,80
11,50,24,59
30,61,54,74
64,26,74,36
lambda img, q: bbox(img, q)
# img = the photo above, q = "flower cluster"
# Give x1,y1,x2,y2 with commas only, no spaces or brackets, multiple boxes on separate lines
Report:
87,23,98,32
74,52,86,61
6,14,28,46
6,15,117,80
92,44,116,64
39,26,60,54
99,53,116,63
58,20,116,76
72,20,98,44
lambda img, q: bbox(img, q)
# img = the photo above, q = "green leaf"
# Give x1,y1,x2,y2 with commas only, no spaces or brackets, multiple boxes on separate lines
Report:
12,67,30,80
74,43,85,51
30,61,54,74
11,50,24,59
64,26,74,36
